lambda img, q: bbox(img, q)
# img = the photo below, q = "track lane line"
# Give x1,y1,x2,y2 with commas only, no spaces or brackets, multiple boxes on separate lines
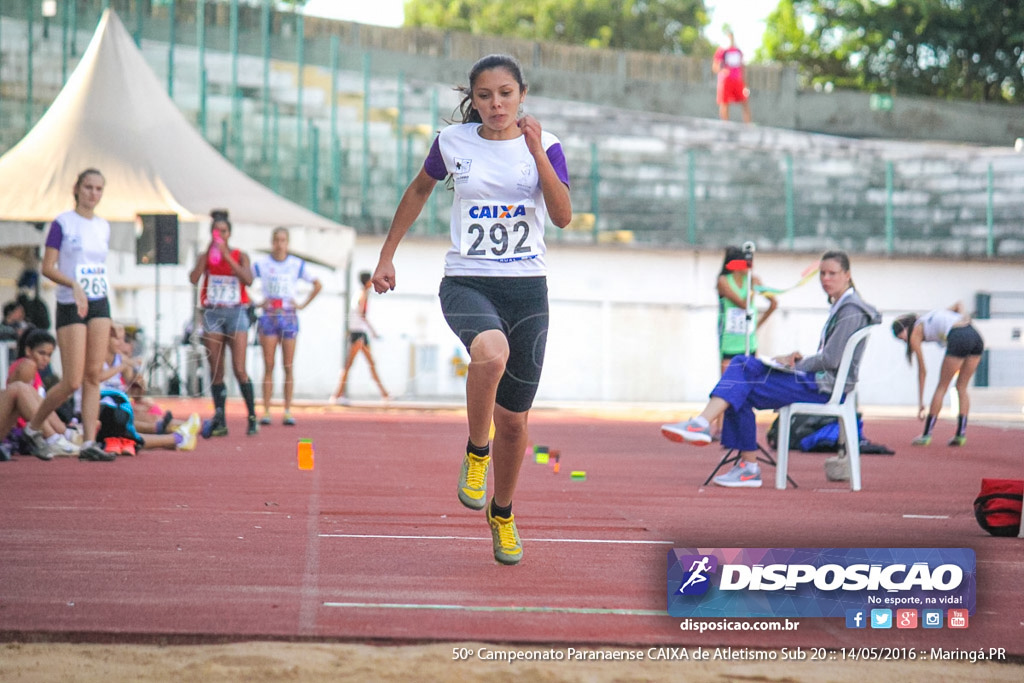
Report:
319,533,674,545
322,602,664,616
298,464,321,634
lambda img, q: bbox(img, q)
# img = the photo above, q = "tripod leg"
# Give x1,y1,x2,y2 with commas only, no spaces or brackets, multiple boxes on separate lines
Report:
703,449,742,486
754,443,798,489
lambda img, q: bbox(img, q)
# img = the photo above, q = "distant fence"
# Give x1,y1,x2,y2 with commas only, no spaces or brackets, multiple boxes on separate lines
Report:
0,1,779,85
2,1,1023,259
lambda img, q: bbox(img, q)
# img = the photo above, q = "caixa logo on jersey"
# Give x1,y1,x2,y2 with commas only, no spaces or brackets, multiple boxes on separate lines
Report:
468,204,528,220
667,548,976,618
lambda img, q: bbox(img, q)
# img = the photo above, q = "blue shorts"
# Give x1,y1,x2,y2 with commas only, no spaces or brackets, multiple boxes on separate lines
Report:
258,310,299,339
202,307,250,336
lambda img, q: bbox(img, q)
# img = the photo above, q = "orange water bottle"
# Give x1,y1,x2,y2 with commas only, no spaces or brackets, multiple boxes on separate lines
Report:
297,439,314,470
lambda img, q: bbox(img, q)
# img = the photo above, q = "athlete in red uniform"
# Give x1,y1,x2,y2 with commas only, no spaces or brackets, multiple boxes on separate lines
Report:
713,28,752,124
188,212,258,437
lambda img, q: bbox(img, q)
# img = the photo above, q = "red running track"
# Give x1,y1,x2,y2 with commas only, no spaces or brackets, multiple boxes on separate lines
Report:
1,399,1021,654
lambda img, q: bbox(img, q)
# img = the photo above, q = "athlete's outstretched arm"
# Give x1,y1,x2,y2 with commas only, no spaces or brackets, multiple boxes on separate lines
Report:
910,325,928,419
373,168,438,293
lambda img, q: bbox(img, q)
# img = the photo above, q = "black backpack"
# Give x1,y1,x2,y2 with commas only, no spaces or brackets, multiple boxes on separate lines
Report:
766,414,837,450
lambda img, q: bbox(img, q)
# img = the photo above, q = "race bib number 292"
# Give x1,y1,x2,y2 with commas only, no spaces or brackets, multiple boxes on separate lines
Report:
459,200,541,262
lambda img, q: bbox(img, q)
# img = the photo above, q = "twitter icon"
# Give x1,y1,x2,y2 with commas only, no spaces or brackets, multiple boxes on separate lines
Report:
870,609,892,629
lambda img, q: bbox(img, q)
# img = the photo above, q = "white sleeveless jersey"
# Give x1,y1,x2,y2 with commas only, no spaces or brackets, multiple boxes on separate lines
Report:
348,288,371,334
918,308,962,345
425,123,570,277
252,254,316,310
45,210,111,304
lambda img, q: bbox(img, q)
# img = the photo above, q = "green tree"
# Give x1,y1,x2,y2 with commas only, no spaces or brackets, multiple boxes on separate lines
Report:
761,0,1024,102
404,0,713,55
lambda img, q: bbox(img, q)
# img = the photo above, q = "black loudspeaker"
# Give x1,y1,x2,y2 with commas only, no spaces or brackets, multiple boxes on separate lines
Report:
136,214,179,265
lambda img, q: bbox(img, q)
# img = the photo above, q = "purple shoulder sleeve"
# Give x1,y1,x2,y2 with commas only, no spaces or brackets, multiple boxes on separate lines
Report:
546,143,570,187
44,220,63,249
423,137,447,181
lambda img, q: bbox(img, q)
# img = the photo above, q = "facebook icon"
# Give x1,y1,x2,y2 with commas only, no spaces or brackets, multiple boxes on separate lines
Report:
845,609,866,629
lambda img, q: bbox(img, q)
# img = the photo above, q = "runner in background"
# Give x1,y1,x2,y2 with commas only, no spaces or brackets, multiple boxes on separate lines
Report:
891,303,985,446
712,27,752,124
329,271,389,405
25,169,115,462
252,227,322,426
189,210,259,437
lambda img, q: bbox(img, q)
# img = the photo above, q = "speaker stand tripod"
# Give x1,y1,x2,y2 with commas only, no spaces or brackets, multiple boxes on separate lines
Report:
142,261,183,396
144,345,181,396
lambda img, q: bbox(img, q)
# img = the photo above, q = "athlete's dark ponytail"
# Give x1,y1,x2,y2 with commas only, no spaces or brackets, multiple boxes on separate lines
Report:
891,313,918,364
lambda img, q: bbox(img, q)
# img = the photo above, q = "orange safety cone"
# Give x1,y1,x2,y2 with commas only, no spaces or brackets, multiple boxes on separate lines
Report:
297,439,314,470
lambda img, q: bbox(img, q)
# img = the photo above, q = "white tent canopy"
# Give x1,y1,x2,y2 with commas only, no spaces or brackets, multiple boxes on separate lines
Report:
0,9,354,268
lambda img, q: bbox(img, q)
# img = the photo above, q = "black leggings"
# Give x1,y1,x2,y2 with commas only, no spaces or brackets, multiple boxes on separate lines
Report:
439,276,548,413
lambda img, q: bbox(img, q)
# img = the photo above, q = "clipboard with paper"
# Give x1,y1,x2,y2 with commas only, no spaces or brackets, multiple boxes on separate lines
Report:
761,357,799,374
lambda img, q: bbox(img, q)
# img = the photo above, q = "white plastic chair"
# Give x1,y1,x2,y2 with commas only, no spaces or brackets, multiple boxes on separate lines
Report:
775,324,878,491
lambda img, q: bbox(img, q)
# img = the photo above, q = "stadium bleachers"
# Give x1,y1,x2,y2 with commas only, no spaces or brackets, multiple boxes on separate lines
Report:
2,6,1024,258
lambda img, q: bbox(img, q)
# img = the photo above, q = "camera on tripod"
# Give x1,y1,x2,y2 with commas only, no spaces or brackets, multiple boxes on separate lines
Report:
741,240,755,267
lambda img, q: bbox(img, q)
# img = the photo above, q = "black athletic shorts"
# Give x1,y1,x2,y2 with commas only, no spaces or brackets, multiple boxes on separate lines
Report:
946,325,984,357
439,275,548,413
349,331,369,346
56,298,111,328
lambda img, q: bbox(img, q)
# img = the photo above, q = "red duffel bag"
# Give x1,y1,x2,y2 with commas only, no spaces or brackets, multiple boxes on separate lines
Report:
973,478,1023,537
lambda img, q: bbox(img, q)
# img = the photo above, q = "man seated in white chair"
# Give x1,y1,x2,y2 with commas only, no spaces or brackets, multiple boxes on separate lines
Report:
661,251,880,488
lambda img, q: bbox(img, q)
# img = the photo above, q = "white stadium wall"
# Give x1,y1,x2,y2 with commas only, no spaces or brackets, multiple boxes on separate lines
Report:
4,233,1021,410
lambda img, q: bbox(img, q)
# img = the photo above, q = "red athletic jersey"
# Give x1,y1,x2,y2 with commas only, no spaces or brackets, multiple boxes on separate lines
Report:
200,249,250,308
714,46,748,104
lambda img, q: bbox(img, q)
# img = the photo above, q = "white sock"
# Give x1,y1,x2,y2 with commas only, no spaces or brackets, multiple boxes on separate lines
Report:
691,416,710,429
46,434,60,444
